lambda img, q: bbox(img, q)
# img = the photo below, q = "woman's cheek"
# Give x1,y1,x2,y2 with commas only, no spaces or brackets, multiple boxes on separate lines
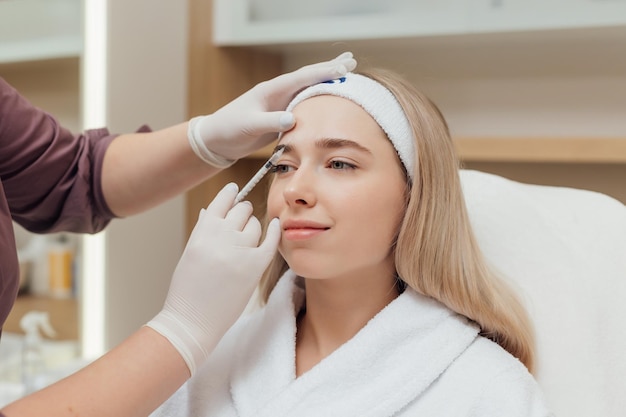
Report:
266,187,281,219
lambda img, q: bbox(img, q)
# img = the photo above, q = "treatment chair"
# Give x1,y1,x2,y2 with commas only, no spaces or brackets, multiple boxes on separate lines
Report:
460,170,626,417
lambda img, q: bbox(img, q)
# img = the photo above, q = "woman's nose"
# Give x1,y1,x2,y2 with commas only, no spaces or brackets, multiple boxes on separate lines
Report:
283,169,316,207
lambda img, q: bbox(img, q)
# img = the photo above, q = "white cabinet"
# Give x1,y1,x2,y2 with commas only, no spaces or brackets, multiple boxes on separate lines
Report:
214,0,626,48
213,0,626,85
0,0,82,64
213,0,469,46
469,0,626,32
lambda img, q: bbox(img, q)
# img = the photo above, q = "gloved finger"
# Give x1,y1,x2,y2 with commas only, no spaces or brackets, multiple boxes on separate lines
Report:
242,111,296,136
186,207,211,243
226,200,254,231
295,51,356,76
206,182,239,218
261,52,356,98
240,215,263,246
295,51,357,76
333,51,354,61
256,218,281,264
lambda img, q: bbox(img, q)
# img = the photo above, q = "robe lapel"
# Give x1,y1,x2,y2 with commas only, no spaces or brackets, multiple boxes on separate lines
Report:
230,271,302,417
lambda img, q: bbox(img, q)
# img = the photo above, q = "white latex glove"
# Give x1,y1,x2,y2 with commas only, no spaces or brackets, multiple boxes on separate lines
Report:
187,51,357,167
146,183,281,375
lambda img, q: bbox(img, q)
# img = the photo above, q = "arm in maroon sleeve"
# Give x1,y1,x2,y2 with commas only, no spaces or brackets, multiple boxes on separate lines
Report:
0,76,118,234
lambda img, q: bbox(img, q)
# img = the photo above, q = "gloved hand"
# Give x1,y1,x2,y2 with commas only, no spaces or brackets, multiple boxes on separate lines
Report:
187,51,357,167
146,183,281,375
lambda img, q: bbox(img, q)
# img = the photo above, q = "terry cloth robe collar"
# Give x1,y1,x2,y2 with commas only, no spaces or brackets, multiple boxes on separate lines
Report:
230,271,480,417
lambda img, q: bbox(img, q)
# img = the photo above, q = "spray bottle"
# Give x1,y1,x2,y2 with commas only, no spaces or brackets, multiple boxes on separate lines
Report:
20,311,56,394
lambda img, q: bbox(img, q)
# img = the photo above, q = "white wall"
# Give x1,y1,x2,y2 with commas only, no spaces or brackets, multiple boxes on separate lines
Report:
102,0,188,349
418,75,626,138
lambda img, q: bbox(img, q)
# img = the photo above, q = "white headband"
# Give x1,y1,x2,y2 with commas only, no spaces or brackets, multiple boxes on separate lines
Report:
285,72,416,180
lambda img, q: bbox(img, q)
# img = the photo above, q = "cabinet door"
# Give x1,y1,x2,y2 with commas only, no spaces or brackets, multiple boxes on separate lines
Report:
469,0,626,32
0,0,82,63
214,0,470,46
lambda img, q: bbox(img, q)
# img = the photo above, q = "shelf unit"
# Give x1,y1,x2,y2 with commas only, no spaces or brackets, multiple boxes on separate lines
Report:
0,0,83,124
185,0,626,234
209,0,626,165
0,0,83,131
1,1,83,357
2,0,189,360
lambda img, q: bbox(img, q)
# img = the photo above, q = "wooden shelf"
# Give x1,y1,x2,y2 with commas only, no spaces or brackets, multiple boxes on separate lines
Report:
248,137,626,164
455,137,626,164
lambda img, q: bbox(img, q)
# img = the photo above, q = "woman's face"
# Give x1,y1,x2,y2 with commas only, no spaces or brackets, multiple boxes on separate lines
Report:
267,95,407,281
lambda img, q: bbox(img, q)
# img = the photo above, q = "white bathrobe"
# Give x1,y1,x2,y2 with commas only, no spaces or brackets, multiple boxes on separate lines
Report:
152,271,553,417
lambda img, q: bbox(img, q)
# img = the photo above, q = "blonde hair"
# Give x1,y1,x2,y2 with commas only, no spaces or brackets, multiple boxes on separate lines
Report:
258,68,536,372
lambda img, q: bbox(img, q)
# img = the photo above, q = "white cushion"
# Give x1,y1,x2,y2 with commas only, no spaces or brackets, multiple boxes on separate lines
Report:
460,169,626,417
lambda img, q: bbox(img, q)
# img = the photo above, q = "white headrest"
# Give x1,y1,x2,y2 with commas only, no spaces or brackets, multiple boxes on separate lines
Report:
460,169,626,417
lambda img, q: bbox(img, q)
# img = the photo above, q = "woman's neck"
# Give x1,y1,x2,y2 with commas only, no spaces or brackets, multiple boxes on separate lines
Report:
295,267,399,376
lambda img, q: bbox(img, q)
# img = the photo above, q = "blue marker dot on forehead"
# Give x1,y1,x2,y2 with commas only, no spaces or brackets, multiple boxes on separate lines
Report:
322,77,346,84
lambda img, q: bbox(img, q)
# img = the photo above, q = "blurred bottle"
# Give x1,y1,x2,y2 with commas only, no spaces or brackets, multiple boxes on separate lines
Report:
20,235,49,296
48,234,74,299
20,311,56,394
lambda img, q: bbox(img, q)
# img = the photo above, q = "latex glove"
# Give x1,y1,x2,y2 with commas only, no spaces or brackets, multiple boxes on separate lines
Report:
146,183,281,375
187,51,357,167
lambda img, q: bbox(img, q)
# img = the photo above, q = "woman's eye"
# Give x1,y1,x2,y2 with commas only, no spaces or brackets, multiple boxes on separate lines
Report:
329,160,356,170
271,164,292,174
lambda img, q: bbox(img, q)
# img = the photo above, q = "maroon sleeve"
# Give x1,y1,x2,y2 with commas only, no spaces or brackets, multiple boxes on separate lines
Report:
0,76,117,234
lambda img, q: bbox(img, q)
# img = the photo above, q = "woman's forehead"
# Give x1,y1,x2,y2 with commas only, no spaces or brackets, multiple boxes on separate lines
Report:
291,94,368,118
280,95,388,147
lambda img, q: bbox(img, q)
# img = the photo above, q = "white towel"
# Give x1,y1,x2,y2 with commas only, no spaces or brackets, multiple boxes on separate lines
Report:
460,169,626,417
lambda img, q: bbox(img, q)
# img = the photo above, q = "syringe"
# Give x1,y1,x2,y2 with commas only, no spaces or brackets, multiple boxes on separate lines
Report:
233,145,285,205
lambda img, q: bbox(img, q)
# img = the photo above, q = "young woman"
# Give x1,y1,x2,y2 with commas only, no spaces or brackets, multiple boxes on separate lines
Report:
152,69,552,417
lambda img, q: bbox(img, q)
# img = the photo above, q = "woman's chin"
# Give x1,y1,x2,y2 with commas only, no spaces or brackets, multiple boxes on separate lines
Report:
282,250,340,279
285,262,329,280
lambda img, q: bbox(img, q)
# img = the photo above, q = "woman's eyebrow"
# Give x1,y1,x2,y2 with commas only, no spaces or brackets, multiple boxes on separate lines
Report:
276,138,372,155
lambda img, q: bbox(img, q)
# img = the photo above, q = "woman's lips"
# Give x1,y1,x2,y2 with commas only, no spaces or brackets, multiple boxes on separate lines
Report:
283,227,327,241
282,220,329,241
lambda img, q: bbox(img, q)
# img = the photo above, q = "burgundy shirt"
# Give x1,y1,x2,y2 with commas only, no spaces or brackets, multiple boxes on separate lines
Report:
0,77,117,329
